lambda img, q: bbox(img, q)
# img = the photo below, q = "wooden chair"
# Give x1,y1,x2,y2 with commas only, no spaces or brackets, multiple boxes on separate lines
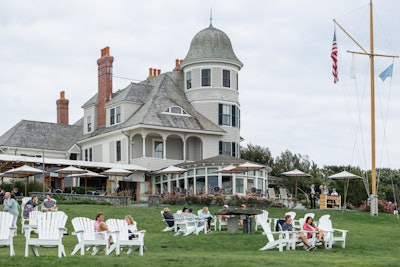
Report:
24,211,68,258
197,210,217,231
106,219,146,255
0,211,17,256
255,210,269,231
173,213,196,236
268,188,278,200
71,217,113,255
160,211,174,232
20,197,32,232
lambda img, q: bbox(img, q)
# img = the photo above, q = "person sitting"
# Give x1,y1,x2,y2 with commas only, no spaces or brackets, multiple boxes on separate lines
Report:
41,193,57,212
125,215,138,240
12,187,22,196
239,204,246,226
23,195,39,219
220,204,230,221
162,207,174,227
199,206,214,233
331,188,339,196
303,216,326,249
282,214,315,251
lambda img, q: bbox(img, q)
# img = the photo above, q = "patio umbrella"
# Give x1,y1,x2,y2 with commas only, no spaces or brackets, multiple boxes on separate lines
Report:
231,162,265,173
216,164,243,174
280,169,311,199
158,165,187,175
328,170,362,209
5,165,44,195
55,166,88,174
101,168,132,176
68,170,106,194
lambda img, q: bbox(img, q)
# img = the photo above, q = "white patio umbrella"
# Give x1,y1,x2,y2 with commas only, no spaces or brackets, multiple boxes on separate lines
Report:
5,165,44,195
281,169,312,199
55,166,88,174
328,170,362,209
216,164,243,174
231,162,265,173
100,168,132,176
158,165,187,175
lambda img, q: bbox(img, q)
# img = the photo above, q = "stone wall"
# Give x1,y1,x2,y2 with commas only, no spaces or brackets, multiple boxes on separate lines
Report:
29,192,131,206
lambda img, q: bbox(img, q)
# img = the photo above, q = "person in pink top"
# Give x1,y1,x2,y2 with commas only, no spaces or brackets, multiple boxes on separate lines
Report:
303,216,326,248
94,212,109,232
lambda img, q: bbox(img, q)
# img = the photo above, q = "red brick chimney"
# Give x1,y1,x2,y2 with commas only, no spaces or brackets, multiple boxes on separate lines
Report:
97,46,114,127
56,91,69,125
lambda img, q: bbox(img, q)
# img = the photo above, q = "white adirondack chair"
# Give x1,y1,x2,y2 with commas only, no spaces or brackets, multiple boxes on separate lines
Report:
22,210,43,235
106,219,146,255
268,188,278,200
318,216,348,249
185,213,206,235
24,211,68,258
173,213,197,236
0,211,17,256
255,210,269,231
217,215,228,231
20,197,32,232
197,210,216,231
160,211,174,232
259,219,291,252
71,217,113,255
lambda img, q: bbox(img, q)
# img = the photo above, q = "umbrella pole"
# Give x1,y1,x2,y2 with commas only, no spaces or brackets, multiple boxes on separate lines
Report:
295,178,298,199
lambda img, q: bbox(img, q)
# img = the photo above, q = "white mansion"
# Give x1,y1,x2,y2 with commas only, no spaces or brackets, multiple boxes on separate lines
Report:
0,22,270,201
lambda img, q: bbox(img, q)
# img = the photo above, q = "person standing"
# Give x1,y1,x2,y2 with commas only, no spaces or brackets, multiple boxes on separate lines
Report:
309,184,317,209
3,192,20,228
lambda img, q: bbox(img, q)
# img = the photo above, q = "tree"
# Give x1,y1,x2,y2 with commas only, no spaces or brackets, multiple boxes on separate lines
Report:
240,143,274,167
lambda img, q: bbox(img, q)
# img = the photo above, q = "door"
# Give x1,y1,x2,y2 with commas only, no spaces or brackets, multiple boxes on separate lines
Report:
137,181,150,202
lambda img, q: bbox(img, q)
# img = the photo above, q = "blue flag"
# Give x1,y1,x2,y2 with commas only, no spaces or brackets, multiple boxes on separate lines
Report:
379,64,393,82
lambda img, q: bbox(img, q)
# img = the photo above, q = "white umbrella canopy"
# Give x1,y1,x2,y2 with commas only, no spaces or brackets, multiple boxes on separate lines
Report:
5,164,44,195
216,164,243,174
328,171,362,209
101,168,132,176
158,165,187,175
55,166,88,174
281,169,312,199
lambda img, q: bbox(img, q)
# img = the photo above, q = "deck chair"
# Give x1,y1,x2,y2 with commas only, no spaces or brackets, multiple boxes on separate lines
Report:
106,219,146,255
0,211,17,256
217,215,228,231
22,210,42,234
20,197,32,232
25,211,68,258
185,213,205,235
268,188,278,200
173,213,196,236
255,210,269,231
197,210,217,231
160,211,174,232
71,217,113,255
279,188,292,200
259,219,291,252
318,216,348,248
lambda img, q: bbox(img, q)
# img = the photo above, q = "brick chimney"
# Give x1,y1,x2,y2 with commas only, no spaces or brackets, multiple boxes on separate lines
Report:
56,91,69,125
97,46,114,127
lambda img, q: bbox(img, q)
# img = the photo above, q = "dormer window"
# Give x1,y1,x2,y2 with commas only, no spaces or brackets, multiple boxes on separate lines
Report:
163,106,189,116
110,106,121,125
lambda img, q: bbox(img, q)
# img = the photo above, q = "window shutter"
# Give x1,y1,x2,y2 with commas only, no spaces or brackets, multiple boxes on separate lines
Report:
219,141,223,155
232,105,236,127
218,104,223,125
232,142,236,157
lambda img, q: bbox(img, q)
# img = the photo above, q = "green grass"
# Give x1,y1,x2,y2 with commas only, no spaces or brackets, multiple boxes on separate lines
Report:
1,205,399,267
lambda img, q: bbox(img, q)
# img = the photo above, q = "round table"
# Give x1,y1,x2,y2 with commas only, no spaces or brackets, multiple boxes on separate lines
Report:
216,208,263,234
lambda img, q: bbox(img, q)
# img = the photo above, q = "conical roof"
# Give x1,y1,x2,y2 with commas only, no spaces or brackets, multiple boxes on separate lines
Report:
182,25,243,68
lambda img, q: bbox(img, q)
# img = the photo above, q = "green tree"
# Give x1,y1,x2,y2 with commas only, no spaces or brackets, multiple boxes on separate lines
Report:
240,143,274,167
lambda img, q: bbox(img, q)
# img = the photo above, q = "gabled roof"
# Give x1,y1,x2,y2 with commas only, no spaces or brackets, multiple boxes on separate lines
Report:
81,71,224,139
0,120,82,151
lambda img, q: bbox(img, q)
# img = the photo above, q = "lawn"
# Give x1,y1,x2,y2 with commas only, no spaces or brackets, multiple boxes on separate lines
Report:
1,204,399,267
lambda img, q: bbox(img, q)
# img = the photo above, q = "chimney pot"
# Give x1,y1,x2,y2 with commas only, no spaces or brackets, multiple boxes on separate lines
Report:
149,68,153,77
157,69,161,75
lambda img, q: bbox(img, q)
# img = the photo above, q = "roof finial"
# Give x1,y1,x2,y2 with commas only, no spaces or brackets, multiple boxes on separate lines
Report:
210,8,213,26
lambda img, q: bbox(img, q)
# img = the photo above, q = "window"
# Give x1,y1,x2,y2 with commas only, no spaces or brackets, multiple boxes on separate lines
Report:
116,140,121,162
219,141,237,157
164,106,188,115
87,115,92,132
219,104,240,127
186,71,192,89
201,69,211,87
110,108,115,125
154,140,163,159
116,106,121,123
223,69,230,87
84,148,92,161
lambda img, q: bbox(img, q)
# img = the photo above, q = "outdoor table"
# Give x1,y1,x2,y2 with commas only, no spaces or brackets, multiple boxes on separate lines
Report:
216,208,263,234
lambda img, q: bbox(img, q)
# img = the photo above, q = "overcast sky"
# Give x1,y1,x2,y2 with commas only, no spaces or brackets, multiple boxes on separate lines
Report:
1,0,399,170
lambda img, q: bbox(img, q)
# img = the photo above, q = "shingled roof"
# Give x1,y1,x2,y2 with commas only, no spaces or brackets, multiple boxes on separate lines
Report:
0,120,82,151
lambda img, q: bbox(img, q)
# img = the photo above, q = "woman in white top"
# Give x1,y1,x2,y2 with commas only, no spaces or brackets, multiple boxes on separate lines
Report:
125,215,138,239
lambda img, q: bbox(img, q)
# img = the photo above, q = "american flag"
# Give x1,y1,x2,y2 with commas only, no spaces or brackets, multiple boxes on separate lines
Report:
331,30,339,83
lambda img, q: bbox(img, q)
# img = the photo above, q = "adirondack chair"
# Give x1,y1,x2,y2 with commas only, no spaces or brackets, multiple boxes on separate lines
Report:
255,210,269,231
0,211,17,256
106,219,146,255
173,213,197,236
160,211,174,232
259,219,291,252
71,217,113,255
20,197,32,232
185,213,206,235
24,211,68,257
197,210,216,231
22,210,43,234
268,188,278,200
217,215,228,231
318,216,348,249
